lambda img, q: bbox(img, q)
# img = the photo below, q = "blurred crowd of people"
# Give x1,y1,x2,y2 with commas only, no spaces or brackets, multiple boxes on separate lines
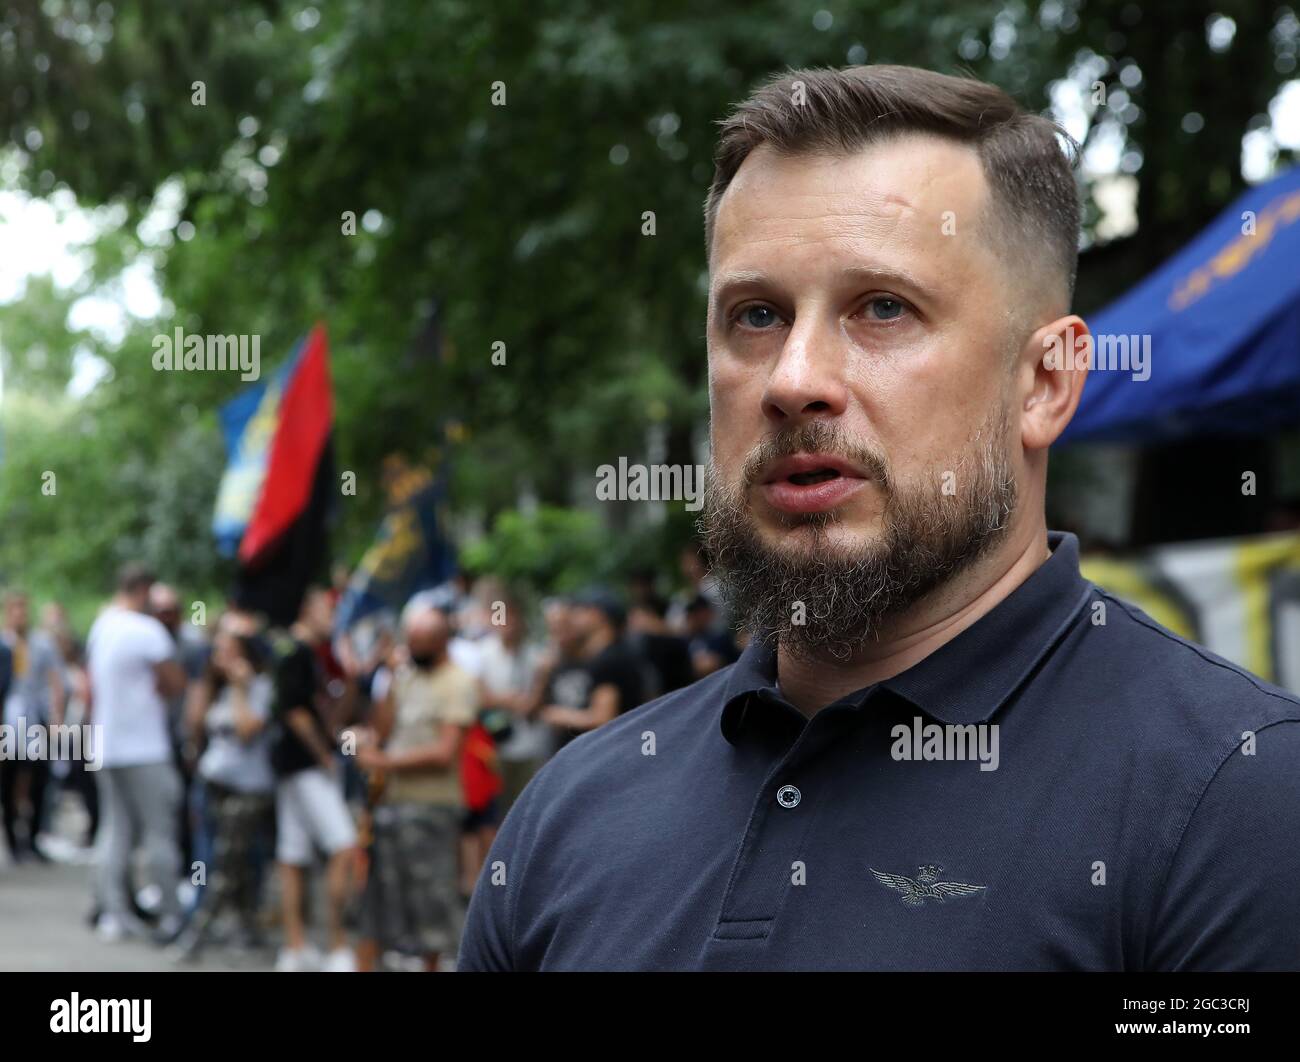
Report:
0,543,742,972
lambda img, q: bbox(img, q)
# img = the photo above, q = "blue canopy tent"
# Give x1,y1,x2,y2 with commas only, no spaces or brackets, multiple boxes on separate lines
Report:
1061,165,1300,445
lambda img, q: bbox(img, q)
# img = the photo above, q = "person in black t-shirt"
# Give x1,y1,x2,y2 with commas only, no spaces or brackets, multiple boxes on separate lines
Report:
627,596,694,698
684,594,740,679
269,587,359,973
531,599,592,753
270,638,331,775
539,589,647,747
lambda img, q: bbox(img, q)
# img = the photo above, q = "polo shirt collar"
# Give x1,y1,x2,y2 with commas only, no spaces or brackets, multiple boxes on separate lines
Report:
720,531,1092,741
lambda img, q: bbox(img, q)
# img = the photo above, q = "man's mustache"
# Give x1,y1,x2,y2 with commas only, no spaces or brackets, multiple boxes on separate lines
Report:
739,422,893,492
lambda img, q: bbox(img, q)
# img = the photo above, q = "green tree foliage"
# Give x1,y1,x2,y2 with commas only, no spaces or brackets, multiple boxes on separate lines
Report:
0,0,1294,599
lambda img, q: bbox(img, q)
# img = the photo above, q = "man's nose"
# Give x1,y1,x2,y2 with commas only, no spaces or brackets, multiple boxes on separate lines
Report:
760,315,849,425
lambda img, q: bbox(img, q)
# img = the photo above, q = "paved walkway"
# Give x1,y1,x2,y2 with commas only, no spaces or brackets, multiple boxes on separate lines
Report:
0,856,272,973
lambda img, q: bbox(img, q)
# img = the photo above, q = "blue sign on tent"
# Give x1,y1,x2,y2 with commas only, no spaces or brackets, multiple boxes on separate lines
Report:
1062,165,1300,445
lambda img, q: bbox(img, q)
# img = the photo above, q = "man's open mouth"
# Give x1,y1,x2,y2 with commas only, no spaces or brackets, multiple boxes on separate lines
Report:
786,468,842,486
761,453,868,486
757,454,871,515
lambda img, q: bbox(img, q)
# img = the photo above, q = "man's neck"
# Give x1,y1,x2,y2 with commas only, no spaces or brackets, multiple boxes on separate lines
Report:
776,523,1052,716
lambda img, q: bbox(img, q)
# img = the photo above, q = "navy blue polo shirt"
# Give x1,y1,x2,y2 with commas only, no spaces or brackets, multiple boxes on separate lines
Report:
460,532,1300,971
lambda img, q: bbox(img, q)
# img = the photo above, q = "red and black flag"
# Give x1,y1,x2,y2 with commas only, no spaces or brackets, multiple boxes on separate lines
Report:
212,323,336,626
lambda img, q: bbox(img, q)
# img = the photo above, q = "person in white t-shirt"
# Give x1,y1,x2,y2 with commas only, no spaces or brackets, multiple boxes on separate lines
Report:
476,598,547,813
87,563,188,943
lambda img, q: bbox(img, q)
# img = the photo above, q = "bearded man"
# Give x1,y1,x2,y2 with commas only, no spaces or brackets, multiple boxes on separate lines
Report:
460,65,1300,971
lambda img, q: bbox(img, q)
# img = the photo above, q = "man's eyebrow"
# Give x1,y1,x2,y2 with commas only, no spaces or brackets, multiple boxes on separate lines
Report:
710,270,768,297
710,264,934,303
838,264,933,296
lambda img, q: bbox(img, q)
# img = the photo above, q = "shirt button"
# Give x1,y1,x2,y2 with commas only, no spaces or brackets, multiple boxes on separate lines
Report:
776,784,801,808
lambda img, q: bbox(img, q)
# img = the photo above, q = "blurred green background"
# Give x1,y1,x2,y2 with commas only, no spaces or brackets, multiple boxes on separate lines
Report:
0,0,1296,625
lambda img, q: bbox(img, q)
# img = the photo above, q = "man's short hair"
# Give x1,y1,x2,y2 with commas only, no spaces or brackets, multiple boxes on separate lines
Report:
116,562,155,595
574,587,626,631
705,64,1080,307
633,594,670,619
403,603,451,631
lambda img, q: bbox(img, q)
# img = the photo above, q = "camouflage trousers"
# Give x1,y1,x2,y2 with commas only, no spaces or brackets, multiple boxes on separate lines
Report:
361,802,462,956
187,783,273,947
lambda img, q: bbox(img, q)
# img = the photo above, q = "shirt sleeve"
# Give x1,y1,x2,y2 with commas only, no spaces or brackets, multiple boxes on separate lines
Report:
141,618,176,664
33,635,58,677
1145,719,1300,971
250,675,274,719
273,647,312,716
370,665,392,704
588,654,628,708
459,747,553,972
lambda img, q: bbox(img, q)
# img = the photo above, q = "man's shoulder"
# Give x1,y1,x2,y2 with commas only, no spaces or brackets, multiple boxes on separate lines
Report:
266,635,313,689
591,638,639,670
1086,583,1300,726
269,632,310,661
91,606,167,643
31,629,62,664
439,659,478,691
474,636,506,666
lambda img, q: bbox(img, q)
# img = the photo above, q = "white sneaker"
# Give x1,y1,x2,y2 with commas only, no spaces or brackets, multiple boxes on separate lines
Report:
96,914,128,943
96,913,148,943
322,947,357,972
135,884,163,915
33,833,75,864
275,945,322,972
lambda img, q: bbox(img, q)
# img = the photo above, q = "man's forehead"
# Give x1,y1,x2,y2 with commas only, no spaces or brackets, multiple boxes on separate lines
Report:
710,135,991,274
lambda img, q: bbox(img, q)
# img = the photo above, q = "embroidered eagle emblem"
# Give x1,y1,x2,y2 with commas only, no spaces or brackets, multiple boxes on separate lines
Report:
870,865,986,907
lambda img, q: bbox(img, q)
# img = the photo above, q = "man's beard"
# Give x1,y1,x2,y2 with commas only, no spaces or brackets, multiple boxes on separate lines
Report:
699,410,1017,662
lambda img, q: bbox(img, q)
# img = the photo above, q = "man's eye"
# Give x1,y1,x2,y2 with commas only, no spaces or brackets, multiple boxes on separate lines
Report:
737,304,779,329
867,297,906,321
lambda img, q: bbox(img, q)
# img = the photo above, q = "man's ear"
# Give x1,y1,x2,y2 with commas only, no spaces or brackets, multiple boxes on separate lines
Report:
1019,314,1090,451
